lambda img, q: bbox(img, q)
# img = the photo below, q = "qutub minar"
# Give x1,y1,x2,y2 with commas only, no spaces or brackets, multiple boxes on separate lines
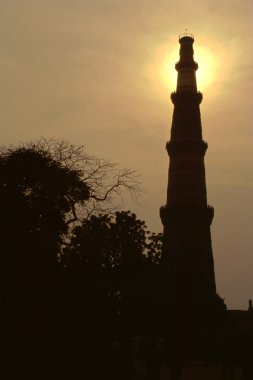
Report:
160,32,217,323
154,33,253,380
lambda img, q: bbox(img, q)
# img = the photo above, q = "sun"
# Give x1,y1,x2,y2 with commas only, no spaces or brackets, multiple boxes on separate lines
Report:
145,37,228,98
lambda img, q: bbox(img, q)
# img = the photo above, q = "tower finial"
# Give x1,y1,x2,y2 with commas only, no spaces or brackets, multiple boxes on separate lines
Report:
179,30,194,40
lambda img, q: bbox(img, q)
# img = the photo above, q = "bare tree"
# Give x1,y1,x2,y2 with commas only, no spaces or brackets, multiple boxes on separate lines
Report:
13,137,142,222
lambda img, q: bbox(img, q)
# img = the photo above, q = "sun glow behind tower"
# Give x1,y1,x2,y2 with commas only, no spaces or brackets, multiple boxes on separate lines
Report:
161,43,218,92
146,35,235,98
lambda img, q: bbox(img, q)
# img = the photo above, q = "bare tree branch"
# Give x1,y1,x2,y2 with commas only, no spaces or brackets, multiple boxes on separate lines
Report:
21,138,142,221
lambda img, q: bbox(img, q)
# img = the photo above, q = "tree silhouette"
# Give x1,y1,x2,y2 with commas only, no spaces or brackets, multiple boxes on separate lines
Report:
62,211,162,324
0,139,142,273
0,146,89,275
62,211,163,379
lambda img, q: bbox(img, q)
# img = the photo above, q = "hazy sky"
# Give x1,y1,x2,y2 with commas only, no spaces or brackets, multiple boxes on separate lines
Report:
1,0,253,309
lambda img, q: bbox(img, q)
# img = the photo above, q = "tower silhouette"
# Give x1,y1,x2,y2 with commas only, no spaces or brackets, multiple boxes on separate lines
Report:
160,34,217,324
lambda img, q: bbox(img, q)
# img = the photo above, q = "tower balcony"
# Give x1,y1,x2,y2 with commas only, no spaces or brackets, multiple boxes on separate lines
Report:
166,140,208,157
171,91,203,104
175,61,198,71
160,205,214,226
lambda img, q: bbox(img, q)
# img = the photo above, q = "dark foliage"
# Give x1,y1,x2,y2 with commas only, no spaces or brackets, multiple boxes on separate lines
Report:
0,146,89,276
61,211,163,380
62,211,163,334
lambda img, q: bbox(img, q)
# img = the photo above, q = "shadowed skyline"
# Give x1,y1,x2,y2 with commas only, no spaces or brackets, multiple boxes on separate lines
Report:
1,0,253,309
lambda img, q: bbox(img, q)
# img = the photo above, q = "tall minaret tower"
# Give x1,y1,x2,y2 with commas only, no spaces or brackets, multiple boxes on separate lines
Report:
160,34,217,322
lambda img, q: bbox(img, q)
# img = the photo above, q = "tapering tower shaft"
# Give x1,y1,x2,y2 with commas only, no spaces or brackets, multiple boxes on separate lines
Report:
160,35,216,317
